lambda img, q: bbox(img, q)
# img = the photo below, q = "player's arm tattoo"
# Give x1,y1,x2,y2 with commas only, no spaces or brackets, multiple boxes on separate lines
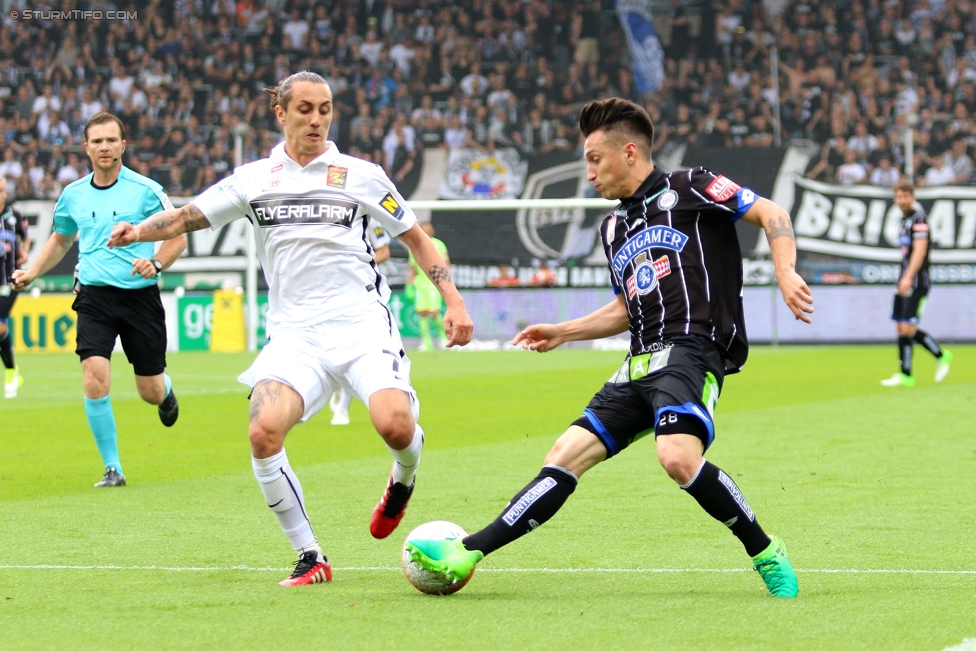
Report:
249,380,283,422
765,213,795,242
428,264,451,288
143,204,210,236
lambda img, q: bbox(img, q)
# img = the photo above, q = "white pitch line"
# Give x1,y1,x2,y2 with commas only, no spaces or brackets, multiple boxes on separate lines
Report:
942,640,976,651
1,564,975,575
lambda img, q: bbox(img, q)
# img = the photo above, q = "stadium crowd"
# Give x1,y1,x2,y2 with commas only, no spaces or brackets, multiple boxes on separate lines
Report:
2,0,976,201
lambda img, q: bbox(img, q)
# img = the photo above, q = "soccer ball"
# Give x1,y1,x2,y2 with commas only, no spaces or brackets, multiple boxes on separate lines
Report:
401,520,472,595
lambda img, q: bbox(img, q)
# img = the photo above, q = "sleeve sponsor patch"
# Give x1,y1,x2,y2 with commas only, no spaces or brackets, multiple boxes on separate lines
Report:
704,175,742,203
379,192,405,220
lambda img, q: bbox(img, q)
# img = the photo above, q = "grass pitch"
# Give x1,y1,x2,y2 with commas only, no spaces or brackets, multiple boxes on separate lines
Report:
1,345,974,650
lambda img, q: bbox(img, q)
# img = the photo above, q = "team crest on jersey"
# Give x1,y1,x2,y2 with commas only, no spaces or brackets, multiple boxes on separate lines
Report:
612,226,688,277
379,192,405,220
657,190,679,210
625,252,671,298
705,175,741,203
327,166,348,188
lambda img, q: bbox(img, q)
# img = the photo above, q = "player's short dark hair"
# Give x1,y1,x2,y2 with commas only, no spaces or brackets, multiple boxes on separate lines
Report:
264,71,330,111
894,180,916,195
84,112,125,141
578,98,654,159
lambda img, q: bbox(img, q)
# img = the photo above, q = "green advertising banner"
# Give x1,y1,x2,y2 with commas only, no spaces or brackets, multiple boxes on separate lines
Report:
176,292,438,350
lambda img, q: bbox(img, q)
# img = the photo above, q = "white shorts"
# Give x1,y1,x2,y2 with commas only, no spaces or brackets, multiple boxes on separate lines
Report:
239,302,418,423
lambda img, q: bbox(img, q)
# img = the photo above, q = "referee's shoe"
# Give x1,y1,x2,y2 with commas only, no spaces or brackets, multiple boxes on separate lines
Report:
158,388,179,427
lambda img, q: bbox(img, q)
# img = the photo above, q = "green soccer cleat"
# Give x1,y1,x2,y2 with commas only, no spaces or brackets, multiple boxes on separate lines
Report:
880,372,915,387
406,538,483,583
935,349,953,383
752,536,798,598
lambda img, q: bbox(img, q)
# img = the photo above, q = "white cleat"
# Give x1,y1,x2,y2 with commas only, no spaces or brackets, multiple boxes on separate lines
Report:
331,410,350,426
935,349,953,383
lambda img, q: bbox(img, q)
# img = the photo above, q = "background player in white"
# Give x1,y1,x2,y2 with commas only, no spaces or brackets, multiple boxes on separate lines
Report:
108,72,473,586
329,219,391,425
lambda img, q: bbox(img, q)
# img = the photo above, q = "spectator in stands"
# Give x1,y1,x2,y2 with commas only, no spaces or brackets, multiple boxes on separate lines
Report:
943,137,974,185
923,152,956,186
870,156,901,188
0,148,22,188
460,61,489,98
836,149,867,186
56,152,89,186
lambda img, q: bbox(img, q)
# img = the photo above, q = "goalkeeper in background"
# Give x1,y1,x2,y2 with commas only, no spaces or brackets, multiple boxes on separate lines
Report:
407,222,449,351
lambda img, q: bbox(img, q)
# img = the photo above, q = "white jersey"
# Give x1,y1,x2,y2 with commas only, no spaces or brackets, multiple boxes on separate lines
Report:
194,142,416,329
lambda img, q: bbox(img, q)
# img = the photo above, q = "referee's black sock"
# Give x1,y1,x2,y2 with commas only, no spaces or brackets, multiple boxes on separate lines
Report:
682,460,770,558
913,329,943,358
462,465,578,556
898,335,913,376
0,329,14,369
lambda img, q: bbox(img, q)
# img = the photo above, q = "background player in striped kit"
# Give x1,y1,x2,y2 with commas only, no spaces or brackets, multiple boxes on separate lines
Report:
880,181,952,387
0,177,30,398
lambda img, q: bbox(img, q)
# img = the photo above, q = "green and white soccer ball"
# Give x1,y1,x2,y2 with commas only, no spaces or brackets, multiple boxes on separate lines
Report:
401,520,472,595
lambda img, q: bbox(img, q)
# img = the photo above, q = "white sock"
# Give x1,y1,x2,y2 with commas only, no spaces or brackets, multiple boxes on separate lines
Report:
252,449,319,555
336,388,352,412
389,424,424,486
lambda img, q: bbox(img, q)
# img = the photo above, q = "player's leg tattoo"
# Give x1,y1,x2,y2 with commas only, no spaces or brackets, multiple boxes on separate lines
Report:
913,329,943,358
249,380,284,422
681,460,770,557
462,465,578,556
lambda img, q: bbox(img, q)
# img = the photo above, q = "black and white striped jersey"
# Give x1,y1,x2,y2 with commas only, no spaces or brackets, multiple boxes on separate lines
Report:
1,205,28,286
898,208,930,290
600,166,757,373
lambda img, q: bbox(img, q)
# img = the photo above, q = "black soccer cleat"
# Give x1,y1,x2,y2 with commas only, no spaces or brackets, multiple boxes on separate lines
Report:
158,389,179,427
94,467,126,488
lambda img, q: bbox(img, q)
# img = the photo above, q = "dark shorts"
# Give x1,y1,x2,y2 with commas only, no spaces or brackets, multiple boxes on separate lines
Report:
73,283,167,376
892,287,929,324
571,336,725,457
0,286,18,320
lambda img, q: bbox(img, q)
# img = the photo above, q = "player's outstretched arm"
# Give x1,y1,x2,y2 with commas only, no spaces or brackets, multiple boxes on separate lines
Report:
742,197,814,323
108,203,211,248
513,294,629,352
10,231,74,291
398,223,473,346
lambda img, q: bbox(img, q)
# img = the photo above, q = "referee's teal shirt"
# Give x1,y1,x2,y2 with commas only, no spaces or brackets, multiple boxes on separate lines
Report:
53,167,173,289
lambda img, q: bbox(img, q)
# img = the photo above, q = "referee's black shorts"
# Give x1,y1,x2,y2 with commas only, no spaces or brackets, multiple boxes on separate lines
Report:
73,283,167,376
891,286,929,324
571,336,725,457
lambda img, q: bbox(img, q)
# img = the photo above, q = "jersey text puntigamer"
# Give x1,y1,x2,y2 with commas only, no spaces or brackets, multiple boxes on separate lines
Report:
601,167,757,373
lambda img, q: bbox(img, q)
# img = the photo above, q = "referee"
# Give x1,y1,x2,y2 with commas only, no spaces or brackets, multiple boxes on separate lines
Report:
13,113,186,488
0,177,30,398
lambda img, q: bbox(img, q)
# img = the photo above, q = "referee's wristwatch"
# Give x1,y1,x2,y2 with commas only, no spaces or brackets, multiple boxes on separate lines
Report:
151,259,163,276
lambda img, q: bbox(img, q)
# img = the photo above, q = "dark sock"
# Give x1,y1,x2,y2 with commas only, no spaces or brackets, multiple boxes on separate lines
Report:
913,329,943,358
898,335,913,376
0,329,14,369
463,465,578,556
682,461,770,557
